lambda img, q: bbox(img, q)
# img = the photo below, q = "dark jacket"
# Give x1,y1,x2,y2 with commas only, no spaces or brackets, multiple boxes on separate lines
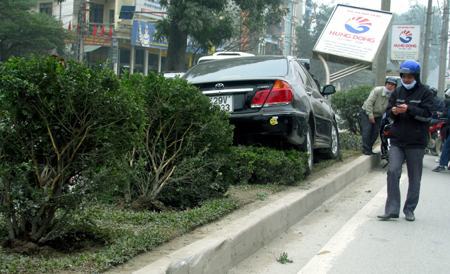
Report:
386,82,433,148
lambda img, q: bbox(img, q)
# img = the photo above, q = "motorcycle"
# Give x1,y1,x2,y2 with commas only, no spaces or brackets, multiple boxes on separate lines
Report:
380,113,393,167
380,113,448,167
427,118,447,156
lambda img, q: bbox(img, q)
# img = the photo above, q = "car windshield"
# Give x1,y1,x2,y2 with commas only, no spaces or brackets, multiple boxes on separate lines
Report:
184,57,288,83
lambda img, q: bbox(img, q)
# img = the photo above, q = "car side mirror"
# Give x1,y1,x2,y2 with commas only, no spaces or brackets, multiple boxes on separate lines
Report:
321,84,336,96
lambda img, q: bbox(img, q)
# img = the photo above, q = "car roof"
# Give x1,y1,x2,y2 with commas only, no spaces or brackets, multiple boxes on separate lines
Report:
197,52,255,64
212,51,254,56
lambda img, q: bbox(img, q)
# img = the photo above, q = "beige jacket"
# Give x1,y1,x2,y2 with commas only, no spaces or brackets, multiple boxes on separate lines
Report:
362,86,390,119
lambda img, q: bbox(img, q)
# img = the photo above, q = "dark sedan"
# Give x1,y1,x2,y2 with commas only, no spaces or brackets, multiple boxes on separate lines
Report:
183,55,339,171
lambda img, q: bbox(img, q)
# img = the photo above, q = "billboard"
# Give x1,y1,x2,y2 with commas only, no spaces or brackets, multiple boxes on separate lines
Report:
390,25,420,61
131,20,167,48
313,5,393,63
135,0,165,20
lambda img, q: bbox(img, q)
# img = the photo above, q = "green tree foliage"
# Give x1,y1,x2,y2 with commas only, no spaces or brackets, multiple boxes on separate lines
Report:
159,0,285,71
0,0,67,61
233,0,286,52
296,3,333,58
0,57,141,245
330,86,372,134
119,74,234,209
159,0,234,71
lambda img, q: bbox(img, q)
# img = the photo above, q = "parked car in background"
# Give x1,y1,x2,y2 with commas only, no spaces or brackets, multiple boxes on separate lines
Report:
197,51,255,64
163,72,185,78
183,55,339,171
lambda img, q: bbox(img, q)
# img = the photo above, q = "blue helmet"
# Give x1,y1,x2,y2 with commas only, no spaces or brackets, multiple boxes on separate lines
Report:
399,60,421,75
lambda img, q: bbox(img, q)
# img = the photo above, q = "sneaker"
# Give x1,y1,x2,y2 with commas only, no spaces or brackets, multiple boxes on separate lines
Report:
432,165,446,172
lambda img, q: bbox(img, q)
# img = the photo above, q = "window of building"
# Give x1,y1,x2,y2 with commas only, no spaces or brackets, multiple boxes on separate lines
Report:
39,2,53,16
109,9,115,24
89,3,104,23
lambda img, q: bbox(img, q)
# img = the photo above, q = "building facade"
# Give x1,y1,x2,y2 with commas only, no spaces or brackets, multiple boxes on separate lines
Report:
32,0,169,75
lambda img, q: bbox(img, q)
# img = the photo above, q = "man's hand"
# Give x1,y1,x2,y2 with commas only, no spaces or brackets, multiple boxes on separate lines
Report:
392,104,408,115
369,116,375,124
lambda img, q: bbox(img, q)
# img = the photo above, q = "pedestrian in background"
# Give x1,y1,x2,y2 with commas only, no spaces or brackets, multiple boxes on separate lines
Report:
377,60,433,222
430,87,446,115
360,77,397,155
432,89,450,172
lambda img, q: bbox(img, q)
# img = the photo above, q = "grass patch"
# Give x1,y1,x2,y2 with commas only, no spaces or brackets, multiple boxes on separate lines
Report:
0,149,360,273
276,251,293,264
0,199,239,273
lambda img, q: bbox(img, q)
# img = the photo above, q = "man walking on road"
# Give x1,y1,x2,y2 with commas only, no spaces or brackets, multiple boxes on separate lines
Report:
377,60,433,222
360,77,397,155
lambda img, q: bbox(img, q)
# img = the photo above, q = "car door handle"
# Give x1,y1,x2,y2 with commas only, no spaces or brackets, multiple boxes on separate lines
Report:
306,91,312,96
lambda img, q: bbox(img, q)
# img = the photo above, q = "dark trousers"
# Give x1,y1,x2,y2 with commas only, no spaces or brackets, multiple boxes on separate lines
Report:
439,134,450,167
360,111,381,154
385,146,425,215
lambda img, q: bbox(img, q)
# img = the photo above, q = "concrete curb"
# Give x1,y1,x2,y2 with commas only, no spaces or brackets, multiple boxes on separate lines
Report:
134,155,380,274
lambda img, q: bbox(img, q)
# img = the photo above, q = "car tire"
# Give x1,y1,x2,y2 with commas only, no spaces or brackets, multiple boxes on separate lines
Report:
302,124,314,174
324,122,340,159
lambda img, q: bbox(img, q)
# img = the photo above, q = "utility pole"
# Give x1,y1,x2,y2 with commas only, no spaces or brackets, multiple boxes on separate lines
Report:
422,0,433,84
59,1,62,22
438,0,449,93
76,0,87,62
375,0,391,86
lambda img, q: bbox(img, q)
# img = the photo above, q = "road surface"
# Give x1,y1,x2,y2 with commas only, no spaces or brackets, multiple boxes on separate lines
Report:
229,155,450,274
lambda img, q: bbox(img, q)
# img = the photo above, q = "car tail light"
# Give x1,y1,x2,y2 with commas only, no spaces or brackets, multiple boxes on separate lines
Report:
250,89,270,108
250,80,293,108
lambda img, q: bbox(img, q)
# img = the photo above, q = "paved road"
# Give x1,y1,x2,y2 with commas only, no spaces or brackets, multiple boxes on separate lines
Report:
230,155,450,274
300,154,450,274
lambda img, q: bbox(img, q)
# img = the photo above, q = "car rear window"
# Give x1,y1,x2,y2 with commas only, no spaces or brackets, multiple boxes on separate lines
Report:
184,57,288,83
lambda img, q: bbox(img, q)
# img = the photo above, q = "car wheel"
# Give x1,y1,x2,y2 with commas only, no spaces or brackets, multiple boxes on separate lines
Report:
324,122,340,159
303,124,314,173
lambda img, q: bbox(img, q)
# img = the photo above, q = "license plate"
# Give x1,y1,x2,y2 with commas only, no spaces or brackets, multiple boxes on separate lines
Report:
209,95,233,112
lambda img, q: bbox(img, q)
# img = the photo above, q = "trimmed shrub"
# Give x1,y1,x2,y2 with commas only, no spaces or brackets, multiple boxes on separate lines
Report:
0,57,142,244
224,146,308,185
119,74,234,209
159,154,230,209
331,86,372,134
339,131,362,151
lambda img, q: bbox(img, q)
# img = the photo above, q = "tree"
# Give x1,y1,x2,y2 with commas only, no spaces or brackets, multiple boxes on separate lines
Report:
233,0,286,53
158,0,233,71
159,0,285,71
0,0,67,61
296,3,333,58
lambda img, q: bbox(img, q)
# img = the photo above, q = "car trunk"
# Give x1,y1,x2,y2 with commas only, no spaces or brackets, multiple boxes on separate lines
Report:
194,80,276,113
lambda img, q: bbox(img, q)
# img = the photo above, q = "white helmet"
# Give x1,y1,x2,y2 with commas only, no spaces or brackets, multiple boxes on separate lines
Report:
445,88,450,99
